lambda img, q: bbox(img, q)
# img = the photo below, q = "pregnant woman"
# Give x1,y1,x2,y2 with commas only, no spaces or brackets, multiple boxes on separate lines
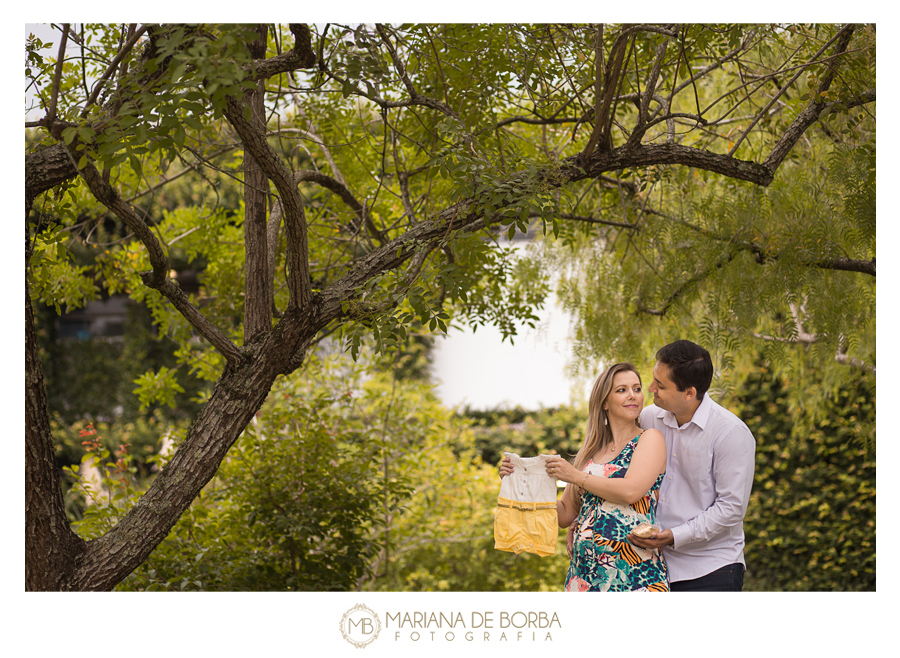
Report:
501,362,669,591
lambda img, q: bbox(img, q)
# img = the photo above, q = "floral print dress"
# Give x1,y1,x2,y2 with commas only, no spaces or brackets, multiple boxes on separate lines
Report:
565,435,669,592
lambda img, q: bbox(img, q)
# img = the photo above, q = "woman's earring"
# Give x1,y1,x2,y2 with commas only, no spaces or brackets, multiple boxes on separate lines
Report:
604,414,608,426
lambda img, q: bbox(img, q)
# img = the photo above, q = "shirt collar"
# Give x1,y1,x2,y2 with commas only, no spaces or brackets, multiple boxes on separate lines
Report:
658,392,713,430
690,393,713,430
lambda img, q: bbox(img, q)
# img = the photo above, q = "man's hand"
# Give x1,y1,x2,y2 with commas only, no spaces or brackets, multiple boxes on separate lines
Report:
627,528,674,549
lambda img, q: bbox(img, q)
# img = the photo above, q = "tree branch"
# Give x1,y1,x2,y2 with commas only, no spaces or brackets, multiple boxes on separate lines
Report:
637,251,739,317
672,28,759,114
374,24,461,121
836,336,876,374
292,170,387,245
391,126,419,225
26,25,209,207
640,37,670,129
59,142,243,363
665,214,876,277
281,90,350,187
223,95,312,312
495,113,585,129
753,309,875,375
241,24,272,343
815,257,875,276
578,142,774,186
580,27,631,160
242,23,316,80
742,24,853,160
531,212,639,231
46,24,70,122
624,91,677,147
80,25,149,118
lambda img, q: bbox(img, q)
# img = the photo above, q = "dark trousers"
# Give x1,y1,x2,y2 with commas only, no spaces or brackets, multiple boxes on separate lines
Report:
670,563,745,592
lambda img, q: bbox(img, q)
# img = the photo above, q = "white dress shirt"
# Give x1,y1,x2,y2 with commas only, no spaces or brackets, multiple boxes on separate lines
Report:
640,394,756,583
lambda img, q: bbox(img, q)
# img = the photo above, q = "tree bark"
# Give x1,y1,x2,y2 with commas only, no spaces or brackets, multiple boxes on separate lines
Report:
48,308,321,590
25,279,86,590
242,25,272,342
25,145,78,212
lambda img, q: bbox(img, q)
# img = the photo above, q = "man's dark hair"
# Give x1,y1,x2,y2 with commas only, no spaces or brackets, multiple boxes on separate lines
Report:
655,340,713,399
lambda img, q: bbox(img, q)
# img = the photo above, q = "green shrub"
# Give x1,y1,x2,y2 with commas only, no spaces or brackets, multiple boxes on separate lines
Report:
735,365,875,591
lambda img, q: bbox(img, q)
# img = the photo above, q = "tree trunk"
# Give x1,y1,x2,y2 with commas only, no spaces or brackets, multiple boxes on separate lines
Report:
28,304,318,590
25,278,86,590
243,24,272,342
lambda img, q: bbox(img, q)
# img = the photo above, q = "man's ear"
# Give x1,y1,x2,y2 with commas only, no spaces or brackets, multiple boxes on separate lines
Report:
684,386,697,402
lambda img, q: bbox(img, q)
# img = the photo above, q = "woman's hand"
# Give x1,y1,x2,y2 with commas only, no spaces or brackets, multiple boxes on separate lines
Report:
545,456,581,484
499,456,514,478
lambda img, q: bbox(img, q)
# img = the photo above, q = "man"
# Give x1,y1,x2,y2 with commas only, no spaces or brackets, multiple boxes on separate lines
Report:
627,340,756,591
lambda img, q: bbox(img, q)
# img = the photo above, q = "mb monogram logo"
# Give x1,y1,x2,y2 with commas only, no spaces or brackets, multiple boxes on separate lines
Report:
340,604,382,648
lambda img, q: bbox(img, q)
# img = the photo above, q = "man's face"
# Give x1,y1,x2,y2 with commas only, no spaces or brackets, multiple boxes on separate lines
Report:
648,361,689,413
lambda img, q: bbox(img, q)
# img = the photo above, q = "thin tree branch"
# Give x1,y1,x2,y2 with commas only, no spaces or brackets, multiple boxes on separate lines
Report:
58,141,243,362
47,24,70,121
638,251,739,316
123,144,238,203
374,24,460,121
390,126,419,224
673,28,760,115
664,213,876,277
546,25,591,120
80,25,149,118
292,170,387,245
732,25,854,157
640,37,670,128
532,212,639,231
496,113,585,129
753,312,875,375
282,88,350,186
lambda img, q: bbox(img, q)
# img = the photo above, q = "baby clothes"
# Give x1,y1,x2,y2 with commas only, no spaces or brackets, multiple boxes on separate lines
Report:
494,452,559,557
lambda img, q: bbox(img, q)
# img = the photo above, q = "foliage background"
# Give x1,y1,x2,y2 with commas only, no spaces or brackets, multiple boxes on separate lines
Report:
54,339,875,591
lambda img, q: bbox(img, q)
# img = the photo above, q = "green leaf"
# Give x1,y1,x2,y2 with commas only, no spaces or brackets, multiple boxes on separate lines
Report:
129,155,142,178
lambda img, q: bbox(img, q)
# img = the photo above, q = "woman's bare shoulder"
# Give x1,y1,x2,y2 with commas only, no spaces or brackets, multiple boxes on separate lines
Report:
639,427,664,442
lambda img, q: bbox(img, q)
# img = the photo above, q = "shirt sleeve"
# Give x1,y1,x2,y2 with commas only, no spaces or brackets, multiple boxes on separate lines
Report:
669,424,756,551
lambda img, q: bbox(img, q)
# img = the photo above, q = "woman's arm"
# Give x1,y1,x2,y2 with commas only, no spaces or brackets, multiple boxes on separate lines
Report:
546,429,667,506
556,483,579,528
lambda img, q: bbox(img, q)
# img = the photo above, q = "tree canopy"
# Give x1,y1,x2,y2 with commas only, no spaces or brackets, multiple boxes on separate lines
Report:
25,22,875,590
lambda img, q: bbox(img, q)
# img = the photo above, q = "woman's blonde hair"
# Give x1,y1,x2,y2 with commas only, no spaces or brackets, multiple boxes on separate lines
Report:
569,362,642,510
